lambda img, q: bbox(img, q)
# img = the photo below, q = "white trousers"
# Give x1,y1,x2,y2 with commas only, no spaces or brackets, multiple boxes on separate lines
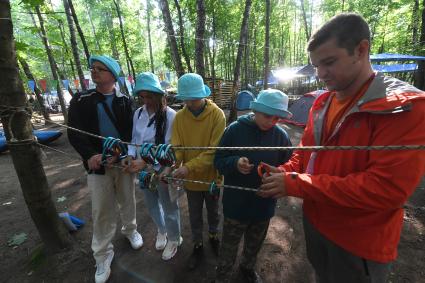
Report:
88,167,136,263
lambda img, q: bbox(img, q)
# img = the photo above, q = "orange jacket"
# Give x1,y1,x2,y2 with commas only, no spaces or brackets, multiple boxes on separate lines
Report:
282,73,425,262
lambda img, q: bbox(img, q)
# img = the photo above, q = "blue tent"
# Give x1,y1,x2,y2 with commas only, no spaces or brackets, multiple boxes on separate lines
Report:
370,53,425,62
372,64,418,73
236,90,255,111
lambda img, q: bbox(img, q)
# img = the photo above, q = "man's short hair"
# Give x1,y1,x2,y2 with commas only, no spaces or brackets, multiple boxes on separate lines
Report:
307,13,370,54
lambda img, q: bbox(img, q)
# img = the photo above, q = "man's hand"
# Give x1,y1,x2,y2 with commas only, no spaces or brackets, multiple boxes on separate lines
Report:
87,154,103,170
172,166,189,179
124,159,147,173
237,157,254,174
257,171,287,199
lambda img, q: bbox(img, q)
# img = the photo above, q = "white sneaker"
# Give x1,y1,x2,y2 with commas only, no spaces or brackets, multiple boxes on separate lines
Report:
126,231,143,250
155,232,167,250
161,236,183,261
95,251,114,283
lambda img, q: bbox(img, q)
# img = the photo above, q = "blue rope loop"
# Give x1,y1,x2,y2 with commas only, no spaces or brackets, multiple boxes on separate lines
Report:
155,144,176,167
209,181,220,200
102,137,127,164
139,143,158,165
138,170,159,192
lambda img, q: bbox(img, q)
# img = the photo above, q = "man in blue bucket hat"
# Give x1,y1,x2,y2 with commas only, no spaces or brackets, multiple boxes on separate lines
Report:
214,89,293,283
170,73,226,269
68,55,142,283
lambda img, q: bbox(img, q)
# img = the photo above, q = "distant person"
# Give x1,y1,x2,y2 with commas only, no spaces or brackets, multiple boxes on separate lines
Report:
68,55,142,283
214,89,293,283
125,72,182,261
171,73,226,269
258,13,425,283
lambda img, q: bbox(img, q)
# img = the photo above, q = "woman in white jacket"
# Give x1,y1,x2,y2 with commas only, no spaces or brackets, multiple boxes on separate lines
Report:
126,72,182,260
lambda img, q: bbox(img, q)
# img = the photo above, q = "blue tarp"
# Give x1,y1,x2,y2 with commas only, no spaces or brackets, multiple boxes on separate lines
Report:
370,53,425,62
372,63,418,73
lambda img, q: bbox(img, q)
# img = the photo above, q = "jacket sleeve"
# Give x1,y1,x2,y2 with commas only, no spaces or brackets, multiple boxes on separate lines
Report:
127,108,140,158
285,100,425,211
67,97,98,161
185,110,226,174
214,125,239,175
171,113,184,165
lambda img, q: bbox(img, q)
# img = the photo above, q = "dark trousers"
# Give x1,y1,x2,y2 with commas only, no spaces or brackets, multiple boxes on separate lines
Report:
186,190,220,244
303,216,392,283
216,217,270,281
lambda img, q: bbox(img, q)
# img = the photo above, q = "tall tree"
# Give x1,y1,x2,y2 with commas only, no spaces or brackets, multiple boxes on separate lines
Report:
67,0,90,64
63,0,86,91
84,1,101,53
57,19,77,81
174,0,193,72
228,0,252,123
105,10,120,60
300,0,311,41
146,0,154,73
158,0,185,77
34,6,68,122
415,0,425,90
0,0,72,253
195,0,206,77
113,0,136,80
18,57,50,122
263,0,271,89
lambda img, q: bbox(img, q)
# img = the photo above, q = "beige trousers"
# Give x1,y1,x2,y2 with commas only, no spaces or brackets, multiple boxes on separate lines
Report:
88,167,136,263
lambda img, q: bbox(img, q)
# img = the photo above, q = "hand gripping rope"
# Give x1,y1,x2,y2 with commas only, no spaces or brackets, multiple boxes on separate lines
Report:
155,144,177,167
257,163,271,177
101,137,127,165
139,143,157,165
138,170,160,192
209,181,220,200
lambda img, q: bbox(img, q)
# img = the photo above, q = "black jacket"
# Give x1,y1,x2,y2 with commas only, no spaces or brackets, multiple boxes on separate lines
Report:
67,88,134,174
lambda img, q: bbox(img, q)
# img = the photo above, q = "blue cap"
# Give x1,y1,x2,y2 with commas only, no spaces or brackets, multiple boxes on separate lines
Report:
89,55,121,81
175,73,211,101
133,72,165,96
250,89,292,118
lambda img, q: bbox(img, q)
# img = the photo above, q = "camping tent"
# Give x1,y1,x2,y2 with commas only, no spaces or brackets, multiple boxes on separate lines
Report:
236,90,255,111
282,90,325,127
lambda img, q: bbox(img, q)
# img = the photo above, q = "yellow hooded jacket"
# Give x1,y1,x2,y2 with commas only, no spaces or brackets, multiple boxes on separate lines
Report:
171,99,226,191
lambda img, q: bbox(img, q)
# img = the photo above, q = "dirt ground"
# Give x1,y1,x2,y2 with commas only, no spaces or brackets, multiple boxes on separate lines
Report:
0,115,424,283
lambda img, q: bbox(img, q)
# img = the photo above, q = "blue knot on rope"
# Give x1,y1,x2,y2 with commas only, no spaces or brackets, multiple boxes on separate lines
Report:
155,144,176,167
139,143,158,165
209,181,220,200
138,170,158,192
102,137,127,164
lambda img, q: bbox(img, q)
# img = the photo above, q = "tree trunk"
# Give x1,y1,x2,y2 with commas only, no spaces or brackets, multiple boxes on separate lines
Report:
158,0,185,77
113,0,136,80
0,0,72,253
105,11,120,61
18,57,50,122
146,0,154,73
68,0,90,64
63,0,86,91
414,0,425,90
211,5,216,97
174,0,193,73
34,6,68,122
300,0,310,41
263,0,271,90
84,1,101,53
195,0,206,78
228,0,252,123
58,20,77,83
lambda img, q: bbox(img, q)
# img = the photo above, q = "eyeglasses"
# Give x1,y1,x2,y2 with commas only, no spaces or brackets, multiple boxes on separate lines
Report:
90,66,110,73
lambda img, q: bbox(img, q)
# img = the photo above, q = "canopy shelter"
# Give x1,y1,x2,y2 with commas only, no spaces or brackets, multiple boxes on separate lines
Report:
370,53,425,62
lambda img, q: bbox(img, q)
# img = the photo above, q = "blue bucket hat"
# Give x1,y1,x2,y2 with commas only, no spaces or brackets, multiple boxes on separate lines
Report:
89,55,121,81
250,89,292,118
133,72,165,96
175,73,211,100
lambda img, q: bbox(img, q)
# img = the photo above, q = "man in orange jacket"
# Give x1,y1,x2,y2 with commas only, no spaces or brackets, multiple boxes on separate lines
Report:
258,13,425,283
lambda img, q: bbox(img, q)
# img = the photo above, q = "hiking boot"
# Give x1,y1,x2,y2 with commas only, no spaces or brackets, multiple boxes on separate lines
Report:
155,232,167,251
187,243,204,270
162,236,183,261
126,231,143,250
239,266,263,283
95,251,114,283
209,233,220,256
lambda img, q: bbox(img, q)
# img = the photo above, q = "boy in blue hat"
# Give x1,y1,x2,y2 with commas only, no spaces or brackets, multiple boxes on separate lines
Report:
170,73,226,269
68,55,142,283
213,89,293,283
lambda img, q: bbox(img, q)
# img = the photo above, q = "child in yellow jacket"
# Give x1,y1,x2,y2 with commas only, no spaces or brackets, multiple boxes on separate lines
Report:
171,73,226,269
